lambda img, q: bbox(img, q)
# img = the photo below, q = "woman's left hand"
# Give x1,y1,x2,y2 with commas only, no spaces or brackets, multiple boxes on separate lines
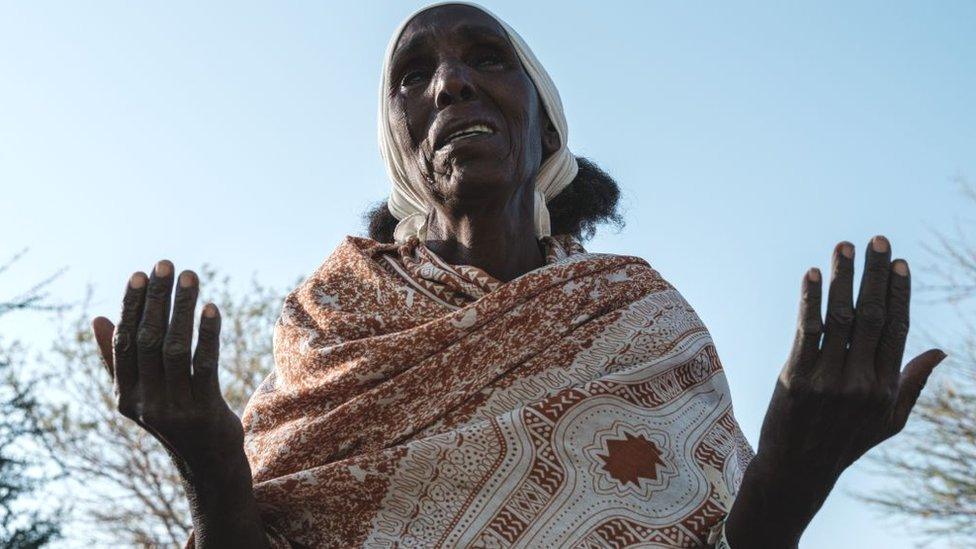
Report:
726,236,947,548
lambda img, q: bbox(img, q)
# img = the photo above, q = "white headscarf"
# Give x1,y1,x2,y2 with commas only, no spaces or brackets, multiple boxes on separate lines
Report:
378,1,578,243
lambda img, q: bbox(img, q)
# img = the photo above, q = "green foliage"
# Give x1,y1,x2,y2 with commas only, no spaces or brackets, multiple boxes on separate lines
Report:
0,250,63,548
0,342,61,548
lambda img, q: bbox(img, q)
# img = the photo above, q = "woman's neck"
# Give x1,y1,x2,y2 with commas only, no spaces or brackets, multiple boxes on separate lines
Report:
424,186,544,282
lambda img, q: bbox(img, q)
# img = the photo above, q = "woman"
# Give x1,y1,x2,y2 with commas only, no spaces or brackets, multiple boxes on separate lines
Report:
91,3,945,547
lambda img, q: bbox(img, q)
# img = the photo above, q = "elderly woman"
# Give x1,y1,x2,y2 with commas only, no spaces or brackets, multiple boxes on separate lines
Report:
91,3,945,548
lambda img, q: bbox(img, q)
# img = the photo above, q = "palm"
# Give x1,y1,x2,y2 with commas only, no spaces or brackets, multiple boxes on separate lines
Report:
91,261,245,472
758,237,945,479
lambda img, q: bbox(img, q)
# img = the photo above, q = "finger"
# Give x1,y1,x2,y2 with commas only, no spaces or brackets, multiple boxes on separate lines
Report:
891,349,947,432
91,316,116,377
192,303,222,400
784,268,823,382
876,260,910,389
847,236,892,384
820,242,855,376
137,260,175,405
113,272,148,409
163,271,199,404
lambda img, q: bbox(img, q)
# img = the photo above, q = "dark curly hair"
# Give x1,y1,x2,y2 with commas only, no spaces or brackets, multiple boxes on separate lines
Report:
362,157,623,243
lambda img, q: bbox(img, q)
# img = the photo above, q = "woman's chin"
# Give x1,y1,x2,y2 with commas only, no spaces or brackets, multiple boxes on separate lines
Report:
434,150,514,185
434,136,506,166
437,164,521,199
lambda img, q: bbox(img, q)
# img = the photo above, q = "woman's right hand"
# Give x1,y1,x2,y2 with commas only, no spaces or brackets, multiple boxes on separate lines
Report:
91,260,245,478
92,261,270,548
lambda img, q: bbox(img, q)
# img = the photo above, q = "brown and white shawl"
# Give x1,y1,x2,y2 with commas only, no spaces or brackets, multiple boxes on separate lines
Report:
241,235,752,548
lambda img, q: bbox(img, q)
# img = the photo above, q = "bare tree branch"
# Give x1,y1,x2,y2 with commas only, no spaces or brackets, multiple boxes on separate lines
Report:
0,249,68,317
858,176,976,545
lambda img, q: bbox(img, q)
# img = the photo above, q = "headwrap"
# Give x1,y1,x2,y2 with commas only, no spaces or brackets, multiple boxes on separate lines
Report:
378,1,579,243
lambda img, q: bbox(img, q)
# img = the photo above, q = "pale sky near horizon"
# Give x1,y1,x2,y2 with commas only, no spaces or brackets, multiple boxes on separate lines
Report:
1,1,974,547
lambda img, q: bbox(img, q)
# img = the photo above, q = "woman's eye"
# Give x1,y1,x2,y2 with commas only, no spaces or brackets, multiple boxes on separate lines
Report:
474,53,504,69
401,71,428,87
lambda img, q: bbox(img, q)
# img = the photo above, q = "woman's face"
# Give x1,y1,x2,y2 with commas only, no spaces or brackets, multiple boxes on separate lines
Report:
386,5,558,211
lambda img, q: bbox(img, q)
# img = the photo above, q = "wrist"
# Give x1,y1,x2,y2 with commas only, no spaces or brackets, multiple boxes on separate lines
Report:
179,447,253,499
724,452,836,548
748,448,838,491
181,450,266,546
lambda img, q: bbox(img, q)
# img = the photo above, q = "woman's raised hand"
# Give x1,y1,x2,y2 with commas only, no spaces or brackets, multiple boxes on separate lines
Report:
761,236,945,475
91,260,245,475
727,236,947,547
93,261,269,547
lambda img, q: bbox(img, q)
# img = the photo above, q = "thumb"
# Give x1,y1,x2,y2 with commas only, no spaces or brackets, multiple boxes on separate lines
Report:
91,316,116,378
892,348,948,431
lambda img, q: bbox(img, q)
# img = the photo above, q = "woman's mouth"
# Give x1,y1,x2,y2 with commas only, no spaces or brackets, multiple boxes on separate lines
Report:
436,123,496,150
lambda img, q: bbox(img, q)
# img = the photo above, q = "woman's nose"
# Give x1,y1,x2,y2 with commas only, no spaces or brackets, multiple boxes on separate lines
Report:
433,63,475,109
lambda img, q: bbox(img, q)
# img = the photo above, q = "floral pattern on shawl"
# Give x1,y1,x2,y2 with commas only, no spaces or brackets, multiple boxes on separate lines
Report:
240,235,753,548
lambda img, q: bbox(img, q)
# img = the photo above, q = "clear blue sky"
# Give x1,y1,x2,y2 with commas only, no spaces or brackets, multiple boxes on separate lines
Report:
1,1,974,546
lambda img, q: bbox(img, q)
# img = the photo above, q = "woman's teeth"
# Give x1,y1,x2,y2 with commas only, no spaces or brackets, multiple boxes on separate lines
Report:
446,124,493,144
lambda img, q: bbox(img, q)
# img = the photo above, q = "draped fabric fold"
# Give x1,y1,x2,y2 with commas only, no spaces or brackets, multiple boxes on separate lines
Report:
239,236,753,548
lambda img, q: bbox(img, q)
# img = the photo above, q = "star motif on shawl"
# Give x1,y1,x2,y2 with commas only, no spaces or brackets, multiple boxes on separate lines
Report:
597,432,667,486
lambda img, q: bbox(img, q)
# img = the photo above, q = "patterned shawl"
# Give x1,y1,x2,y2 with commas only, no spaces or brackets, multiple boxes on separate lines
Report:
240,236,753,547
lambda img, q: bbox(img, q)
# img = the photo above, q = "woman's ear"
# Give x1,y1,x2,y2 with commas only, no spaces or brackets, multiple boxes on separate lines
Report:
541,112,560,159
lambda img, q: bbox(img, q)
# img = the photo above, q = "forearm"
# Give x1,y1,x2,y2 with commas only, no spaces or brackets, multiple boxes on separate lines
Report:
724,453,835,549
179,450,271,549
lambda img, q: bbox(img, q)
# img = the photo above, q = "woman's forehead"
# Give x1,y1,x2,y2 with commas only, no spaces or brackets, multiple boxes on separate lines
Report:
393,4,508,57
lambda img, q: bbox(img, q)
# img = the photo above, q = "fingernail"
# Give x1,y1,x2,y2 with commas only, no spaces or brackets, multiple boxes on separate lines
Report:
203,303,217,318
178,271,197,288
807,268,821,282
154,260,173,277
129,272,147,289
892,260,909,276
871,235,889,253
839,242,854,259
